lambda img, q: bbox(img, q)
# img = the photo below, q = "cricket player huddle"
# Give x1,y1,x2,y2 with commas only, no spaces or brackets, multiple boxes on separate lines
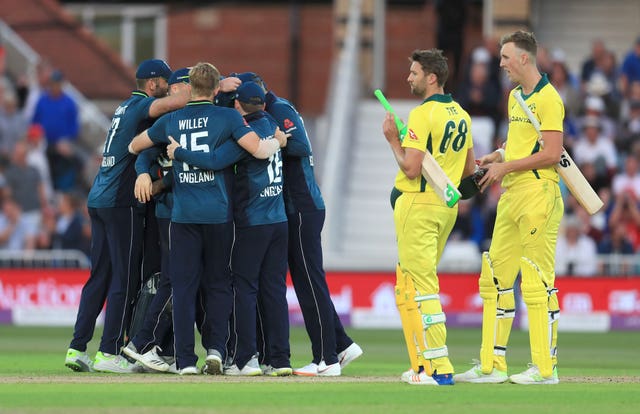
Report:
382,30,602,386
64,60,362,376
65,29,595,384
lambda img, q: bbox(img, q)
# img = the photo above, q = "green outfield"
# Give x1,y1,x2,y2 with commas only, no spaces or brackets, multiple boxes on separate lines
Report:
0,326,638,414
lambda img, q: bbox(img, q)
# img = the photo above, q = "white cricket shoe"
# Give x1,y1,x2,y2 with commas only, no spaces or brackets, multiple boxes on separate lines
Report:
121,342,143,361
338,342,363,369
263,365,293,376
402,369,439,385
453,359,509,383
65,348,94,372
317,361,341,377
179,366,199,375
509,364,559,385
93,351,135,373
224,355,263,376
137,346,171,372
293,362,318,376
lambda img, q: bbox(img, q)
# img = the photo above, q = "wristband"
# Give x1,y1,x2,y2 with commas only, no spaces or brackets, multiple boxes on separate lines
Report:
495,148,505,162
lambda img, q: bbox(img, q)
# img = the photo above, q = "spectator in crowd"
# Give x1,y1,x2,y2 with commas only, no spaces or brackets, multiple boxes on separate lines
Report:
3,140,49,250
572,116,617,183
574,204,605,244
620,35,640,98
549,55,581,147
449,198,485,249
555,215,598,276
32,69,81,191
550,55,582,120
598,220,635,274
579,95,617,141
51,191,90,256
611,154,640,199
0,91,28,156
457,48,502,118
24,123,54,202
580,39,607,88
535,44,554,75
599,220,634,256
616,97,640,154
20,60,52,121
619,80,640,122
585,71,620,121
577,161,611,198
0,196,27,249
608,189,640,251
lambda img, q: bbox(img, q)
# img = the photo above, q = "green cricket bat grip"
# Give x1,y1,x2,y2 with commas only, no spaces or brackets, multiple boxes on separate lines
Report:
374,89,408,139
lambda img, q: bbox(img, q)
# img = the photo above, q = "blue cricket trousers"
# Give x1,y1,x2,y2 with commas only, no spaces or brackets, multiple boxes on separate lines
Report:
288,209,353,364
231,222,290,369
131,217,174,354
169,221,233,369
70,206,144,355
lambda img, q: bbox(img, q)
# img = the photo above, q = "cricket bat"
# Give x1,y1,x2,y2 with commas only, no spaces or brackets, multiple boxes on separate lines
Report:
374,89,461,208
514,91,604,215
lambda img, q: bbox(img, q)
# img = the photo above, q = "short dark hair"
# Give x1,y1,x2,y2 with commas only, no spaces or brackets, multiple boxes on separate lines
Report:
410,49,448,87
500,30,538,57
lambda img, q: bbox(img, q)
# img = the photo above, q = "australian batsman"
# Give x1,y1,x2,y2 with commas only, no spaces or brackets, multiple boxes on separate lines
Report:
455,30,564,385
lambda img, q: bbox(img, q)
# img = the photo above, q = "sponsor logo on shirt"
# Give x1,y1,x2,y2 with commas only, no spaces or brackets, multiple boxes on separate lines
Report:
408,129,419,141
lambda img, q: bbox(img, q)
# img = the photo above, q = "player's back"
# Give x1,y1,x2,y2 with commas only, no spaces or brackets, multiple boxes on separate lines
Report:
161,101,246,224
265,91,324,213
233,110,286,227
395,94,473,195
88,91,155,208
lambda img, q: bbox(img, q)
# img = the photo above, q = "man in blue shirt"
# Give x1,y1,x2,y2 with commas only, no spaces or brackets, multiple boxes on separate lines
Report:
230,73,363,376
65,59,190,374
128,63,286,374
32,70,80,190
223,82,291,376
121,67,192,374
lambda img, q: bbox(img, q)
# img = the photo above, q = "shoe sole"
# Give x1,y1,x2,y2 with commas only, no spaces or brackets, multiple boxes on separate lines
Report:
93,366,134,373
138,357,170,373
293,371,317,377
509,378,559,385
204,358,223,375
405,379,438,386
225,371,263,376
65,360,93,372
454,376,509,384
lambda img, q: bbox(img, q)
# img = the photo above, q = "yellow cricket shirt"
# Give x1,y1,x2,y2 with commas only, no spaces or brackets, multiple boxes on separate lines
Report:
502,74,565,189
394,94,473,194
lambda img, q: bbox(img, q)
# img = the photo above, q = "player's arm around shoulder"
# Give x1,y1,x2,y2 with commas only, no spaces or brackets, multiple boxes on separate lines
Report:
129,130,154,155
148,86,190,119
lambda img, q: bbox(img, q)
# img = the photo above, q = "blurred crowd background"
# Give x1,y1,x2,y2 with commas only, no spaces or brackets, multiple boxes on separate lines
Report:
2,1,640,277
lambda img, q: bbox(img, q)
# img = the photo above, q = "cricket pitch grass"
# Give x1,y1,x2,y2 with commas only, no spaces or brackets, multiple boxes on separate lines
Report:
0,326,638,413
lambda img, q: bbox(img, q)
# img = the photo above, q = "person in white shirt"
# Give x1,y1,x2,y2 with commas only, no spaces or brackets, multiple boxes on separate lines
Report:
555,214,598,276
612,154,640,199
572,115,618,179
